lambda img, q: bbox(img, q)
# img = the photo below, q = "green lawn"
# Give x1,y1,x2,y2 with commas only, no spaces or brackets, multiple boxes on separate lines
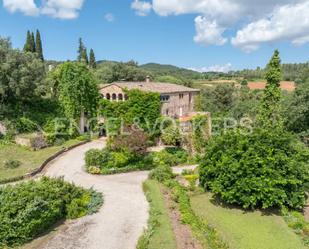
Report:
191,193,307,249
137,180,176,249
0,139,82,182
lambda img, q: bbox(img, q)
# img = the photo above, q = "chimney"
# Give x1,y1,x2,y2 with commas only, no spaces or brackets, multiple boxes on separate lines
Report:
146,75,150,83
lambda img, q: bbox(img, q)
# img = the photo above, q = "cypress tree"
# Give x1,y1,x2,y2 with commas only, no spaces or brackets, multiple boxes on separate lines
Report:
35,30,44,61
77,38,84,62
30,32,36,52
23,31,32,52
257,49,283,128
89,49,96,68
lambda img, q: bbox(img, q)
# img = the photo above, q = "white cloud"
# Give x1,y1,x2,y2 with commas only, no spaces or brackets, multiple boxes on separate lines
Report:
3,0,85,19
104,13,115,22
231,1,309,52
3,0,39,16
131,0,152,16
194,16,227,46
41,0,85,19
190,63,232,73
132,0,309,50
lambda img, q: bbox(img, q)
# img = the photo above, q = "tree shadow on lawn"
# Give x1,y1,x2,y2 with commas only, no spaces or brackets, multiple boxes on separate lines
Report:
208,193,281,217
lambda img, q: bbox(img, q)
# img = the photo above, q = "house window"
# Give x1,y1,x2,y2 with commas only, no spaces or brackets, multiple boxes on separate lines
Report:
118,93,123,101
165,109,169,115
112,93,117,101
179,93,184,99
160,95,170,102
106,93,111,100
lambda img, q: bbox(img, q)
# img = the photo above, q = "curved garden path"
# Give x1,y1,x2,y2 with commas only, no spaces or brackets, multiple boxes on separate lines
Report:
37,139,149,249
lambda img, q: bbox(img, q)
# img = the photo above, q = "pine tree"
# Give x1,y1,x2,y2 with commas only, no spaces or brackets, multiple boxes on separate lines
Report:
35,30,44,61
30,32,36,52
89,49,96,68
257,50,283,128
23,31,32,52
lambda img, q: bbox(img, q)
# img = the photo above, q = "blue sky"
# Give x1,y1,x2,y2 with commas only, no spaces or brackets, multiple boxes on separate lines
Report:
1,0,309,71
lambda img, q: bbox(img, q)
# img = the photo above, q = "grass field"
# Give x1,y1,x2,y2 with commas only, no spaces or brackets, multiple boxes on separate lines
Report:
0,139,82,182
191,193,307,249
137,180,176,249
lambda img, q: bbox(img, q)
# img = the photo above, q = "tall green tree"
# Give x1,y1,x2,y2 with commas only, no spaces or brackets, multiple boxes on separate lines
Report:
257,50,283,128
0,38,45,105
35,30,44,61
50,62,99,121
89,48,96,68
81,47,89,65
23,31,32,52
77,38,88,64
30,32,36,53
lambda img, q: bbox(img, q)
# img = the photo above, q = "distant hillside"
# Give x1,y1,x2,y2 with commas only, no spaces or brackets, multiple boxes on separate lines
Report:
140,63,202,80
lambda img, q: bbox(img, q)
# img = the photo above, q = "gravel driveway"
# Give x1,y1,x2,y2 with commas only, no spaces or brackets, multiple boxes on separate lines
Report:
38,139,149,249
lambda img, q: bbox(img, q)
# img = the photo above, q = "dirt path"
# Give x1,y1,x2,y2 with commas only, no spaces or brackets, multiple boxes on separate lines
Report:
35,139,149,249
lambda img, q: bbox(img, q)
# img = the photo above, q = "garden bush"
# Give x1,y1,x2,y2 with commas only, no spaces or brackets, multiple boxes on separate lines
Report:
0,177,103,247
199,128,309,209
152,147,189,167
149,163,174,183
108,128,149,156
161,126,183,146
85,149,108,167
15,117,38,133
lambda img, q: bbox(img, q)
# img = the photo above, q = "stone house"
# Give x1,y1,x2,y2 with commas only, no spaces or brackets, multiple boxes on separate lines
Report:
99,80,200,118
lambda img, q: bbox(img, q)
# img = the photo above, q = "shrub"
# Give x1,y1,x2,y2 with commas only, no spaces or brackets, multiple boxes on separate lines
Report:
85,149,106,167
108,128,149,156
161,126,183,146
149,163,174,183
153,148,189,167
15,117,38,133
199,128,309,209
43,119,79,145
108,151,131,168
4,159,21,169
88,166,101,174
0,177,102,247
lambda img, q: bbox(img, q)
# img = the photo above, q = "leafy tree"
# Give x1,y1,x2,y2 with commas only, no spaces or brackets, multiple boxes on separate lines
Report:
284,83,309,144
199,50,309,210
199,128,309,209
197,84,236,114
35,30,44,61
50,62,99,121
89,48,96,68
0,38,45,105
257,50,283,128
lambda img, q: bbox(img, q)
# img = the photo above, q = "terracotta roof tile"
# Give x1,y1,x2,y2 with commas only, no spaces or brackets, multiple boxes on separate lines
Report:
100,82,200,94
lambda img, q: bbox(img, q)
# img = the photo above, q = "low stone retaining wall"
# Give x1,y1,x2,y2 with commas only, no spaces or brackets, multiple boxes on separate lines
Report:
0,140,90,185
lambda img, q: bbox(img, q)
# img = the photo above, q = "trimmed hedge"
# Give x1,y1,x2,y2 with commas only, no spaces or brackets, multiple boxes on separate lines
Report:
0,177,103,247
